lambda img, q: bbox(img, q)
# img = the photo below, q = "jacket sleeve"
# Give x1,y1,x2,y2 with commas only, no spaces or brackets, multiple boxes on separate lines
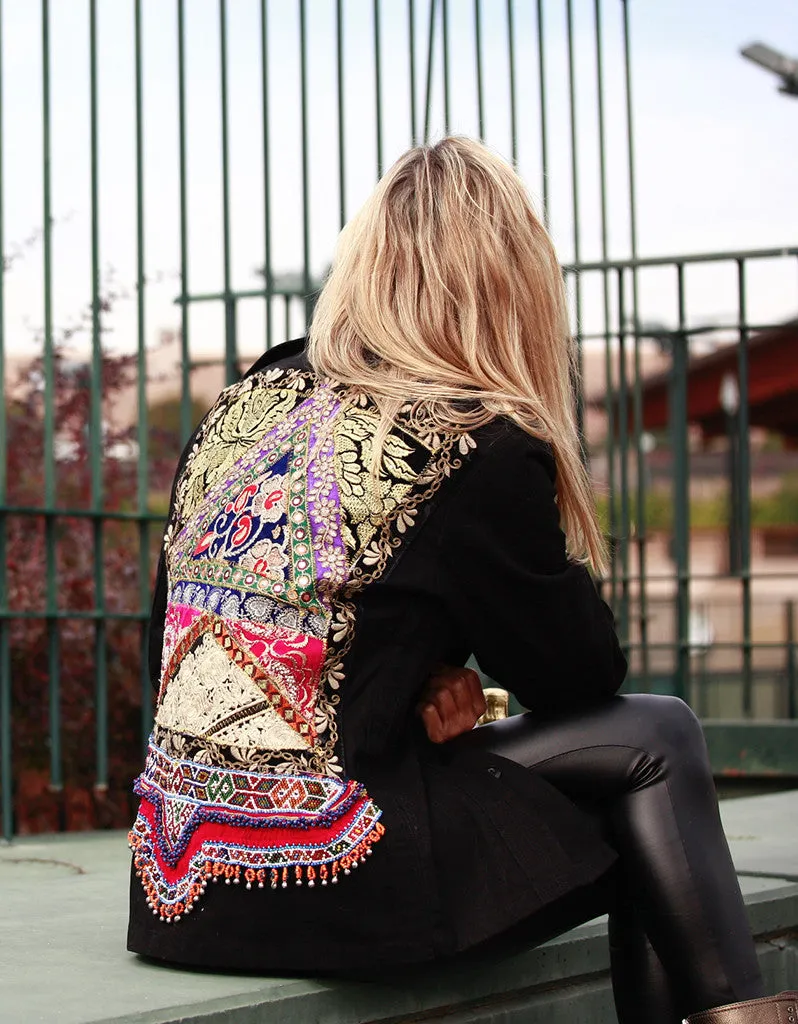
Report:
438,430,627,716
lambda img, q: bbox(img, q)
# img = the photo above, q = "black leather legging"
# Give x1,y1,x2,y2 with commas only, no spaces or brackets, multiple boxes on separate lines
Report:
457,694,764,1024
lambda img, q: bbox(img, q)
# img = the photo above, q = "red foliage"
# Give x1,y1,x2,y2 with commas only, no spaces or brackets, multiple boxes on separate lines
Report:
5,347,179,832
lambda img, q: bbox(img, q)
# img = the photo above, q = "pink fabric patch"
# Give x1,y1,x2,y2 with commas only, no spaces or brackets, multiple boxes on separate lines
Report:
226,619,325,721
160,604,204,690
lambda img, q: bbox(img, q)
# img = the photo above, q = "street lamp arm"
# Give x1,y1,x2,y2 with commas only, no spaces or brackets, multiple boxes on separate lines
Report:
741,42,798,97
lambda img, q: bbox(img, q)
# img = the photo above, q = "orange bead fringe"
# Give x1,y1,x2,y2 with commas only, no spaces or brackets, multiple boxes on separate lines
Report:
130,821,386,924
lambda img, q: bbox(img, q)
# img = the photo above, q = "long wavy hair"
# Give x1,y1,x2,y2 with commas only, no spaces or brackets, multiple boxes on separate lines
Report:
308,136,606,572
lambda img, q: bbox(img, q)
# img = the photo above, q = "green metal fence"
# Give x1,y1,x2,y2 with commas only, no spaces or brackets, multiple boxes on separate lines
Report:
569,247,798,704
0,0,796,839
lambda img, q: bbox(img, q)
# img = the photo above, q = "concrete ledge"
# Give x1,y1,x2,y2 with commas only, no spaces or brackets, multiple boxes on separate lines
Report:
2,792,797,1024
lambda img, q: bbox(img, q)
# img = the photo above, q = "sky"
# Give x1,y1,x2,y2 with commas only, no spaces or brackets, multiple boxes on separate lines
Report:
0,0,796,361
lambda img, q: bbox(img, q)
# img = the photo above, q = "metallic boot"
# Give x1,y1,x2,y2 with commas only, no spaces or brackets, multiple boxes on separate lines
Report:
684,992,798,1024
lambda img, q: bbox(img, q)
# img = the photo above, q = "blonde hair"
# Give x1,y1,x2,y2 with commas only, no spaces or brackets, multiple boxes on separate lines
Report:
308,136,606,572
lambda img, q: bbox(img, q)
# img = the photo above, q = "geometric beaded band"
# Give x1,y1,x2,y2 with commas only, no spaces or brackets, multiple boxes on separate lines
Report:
128,739,385,924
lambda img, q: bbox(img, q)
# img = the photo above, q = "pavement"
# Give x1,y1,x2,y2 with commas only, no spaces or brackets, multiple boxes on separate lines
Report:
0,790,797,1024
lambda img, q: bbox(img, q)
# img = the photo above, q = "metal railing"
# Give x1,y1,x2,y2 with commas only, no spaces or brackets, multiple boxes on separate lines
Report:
565,247,798,705
0,0,795,839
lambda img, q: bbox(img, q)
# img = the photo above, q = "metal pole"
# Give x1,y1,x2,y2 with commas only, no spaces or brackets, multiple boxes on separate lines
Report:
374,0,383,177
441,0,450,135
89,0,108,793
336,0,346,228
621,0,649,689
535,0,549,224
260,0,274,347
423,0,437,144
177,0,192,442
474,0,484,140
725,403,741,574
672,266,690,702
506,0,517,164
0,0,11,841
736,260,753,715
42,0,62,798
617,269,631,650
593,0,618,611
408,0,417,146
0,609,8,839
219,0,236,383
787,600,796,720
299,0,312,327
565,0,584,449
134,0,152,754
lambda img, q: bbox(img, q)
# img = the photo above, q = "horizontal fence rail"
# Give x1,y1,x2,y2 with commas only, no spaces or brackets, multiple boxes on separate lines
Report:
0,0,796,839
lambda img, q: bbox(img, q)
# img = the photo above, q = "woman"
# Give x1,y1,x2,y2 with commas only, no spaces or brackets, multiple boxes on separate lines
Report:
127,137,794,1024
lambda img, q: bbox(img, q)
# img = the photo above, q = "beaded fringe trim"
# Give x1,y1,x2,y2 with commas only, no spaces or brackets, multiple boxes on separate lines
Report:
129,815,385,924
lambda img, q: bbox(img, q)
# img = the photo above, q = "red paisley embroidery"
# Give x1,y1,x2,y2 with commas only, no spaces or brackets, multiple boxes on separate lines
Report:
225,482,259,515
261,488,284,511
193,532,215,556
230,514,253,547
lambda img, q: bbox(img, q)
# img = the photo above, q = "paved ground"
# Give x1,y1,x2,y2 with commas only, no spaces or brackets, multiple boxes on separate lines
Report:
715,789,798,880
0,791,796,1024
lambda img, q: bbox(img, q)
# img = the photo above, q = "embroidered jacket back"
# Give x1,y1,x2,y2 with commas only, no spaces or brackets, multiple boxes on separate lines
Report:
129,364,472,922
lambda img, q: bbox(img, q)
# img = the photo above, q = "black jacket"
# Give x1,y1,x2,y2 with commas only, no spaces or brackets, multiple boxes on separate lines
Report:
127,339,626,972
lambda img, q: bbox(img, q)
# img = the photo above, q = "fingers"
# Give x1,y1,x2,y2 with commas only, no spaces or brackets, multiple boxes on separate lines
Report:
417,666,488,743
420,702,446,744
464,670,488,719
426,667,486,719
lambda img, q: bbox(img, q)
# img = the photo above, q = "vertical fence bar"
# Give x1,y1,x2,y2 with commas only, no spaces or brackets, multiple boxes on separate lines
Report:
441,0,449,136
593,0,617,609
89,0,108,792
42,0,61,798
616,269,631,648
672,265,690,701
727,401,741,576
787,600,796,720
219,0,236,383
177,0,192,443
134,0,152,753
408,0,417,146
473,0,484,140
299,0,311,325
423,0,437,143
621,0,649,689
373,0,383,178
0,0,11,841
565,0,584,448
0,609,7,838
535,0,549,224
260,0,273,347
736,259,753,715
336,0,346,228
506,0,517,164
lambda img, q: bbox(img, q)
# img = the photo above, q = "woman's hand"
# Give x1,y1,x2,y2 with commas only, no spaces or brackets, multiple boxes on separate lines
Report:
417,665,487,743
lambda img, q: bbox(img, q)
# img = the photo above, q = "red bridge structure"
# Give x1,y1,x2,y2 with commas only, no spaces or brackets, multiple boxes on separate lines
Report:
637,320,798,445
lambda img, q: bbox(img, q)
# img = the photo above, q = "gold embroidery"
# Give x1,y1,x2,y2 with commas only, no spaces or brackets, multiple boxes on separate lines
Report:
159,362,475,781
172,369,313,539
333,407,424,552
